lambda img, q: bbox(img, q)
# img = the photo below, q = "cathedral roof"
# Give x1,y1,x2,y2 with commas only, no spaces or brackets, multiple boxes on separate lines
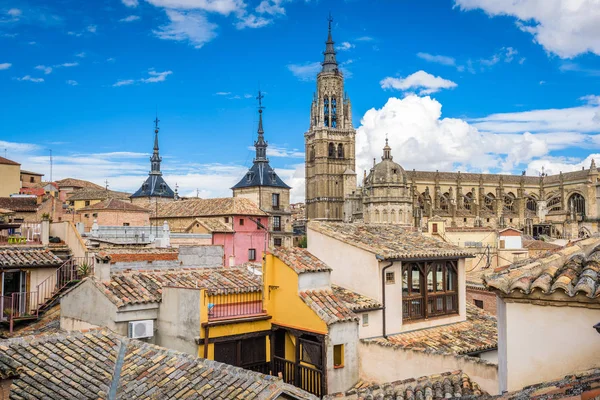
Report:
232,162,290,190
130,174,175,198
366,139,407,186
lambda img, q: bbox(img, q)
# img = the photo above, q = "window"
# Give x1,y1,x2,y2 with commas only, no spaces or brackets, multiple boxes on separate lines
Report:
385,271,395,285
526,197,537,213
333,344,344,368
432,223,438,233
248,249,256,261
69,201,74,206
273,216,281,231
337,144,344,158
239,218,244,226
402,261,458,321
324,97,329,127
463,218,467,223
123,223,130,227
328,142,335,158
362,314,369,327
272,193,280,209
568,193,585,216
84,200,90,206
474,300,484,309
274,238,282,247
499,240,505,249
29,177,34,183
92,213,98,218
331,97,338,128
224,217,229,223
214,336,267,370
84,214,89,218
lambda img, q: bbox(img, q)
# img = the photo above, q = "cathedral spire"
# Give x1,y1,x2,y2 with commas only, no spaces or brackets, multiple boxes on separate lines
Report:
150,116,162,175
382,135,392,160
322,13,338,73
254,90,268,163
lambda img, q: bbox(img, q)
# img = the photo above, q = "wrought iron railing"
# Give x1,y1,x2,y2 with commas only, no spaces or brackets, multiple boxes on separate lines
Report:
36,257,94,312
272,356,324,397
206,287,263,320
1,292,39,332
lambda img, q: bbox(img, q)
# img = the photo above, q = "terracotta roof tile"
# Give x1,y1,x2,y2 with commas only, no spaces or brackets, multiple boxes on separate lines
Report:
309,222,471,260
367,304,497,355
0,197,38,212
0,247,63,268
331,285,382,311
496,368,600,399
522,239,563,251
66,188,131,201
77,198,149,213
324,370,486,399
154,197,267,218
484,237,600,301
96,267,262,308
300,289,359,325
273,247,332,274
1,305,62,338
0,156,20,166
0,330,317,399
55,178,104,190
190,217,234,233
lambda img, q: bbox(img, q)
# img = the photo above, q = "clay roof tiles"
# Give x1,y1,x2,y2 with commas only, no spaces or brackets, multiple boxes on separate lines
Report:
96,267,262,308
272,247,332,274
484,237,600,301
367,304,498,356
309,222,471,260
0,156,20,166
77,198,149,213
66,188,131,201
324,370,485,400
55,178,104,190
495,368,600,399
191,217,234,233
522,239,563,251
154,197,267,218
331,285,382,311
299,289,359,325
0,247,63,268
0,197,38,212
0,329,317,399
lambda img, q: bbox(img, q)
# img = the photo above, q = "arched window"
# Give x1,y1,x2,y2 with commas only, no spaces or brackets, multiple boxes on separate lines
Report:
504,192,515,213
374,210,380,223
382,210,388,223
464,193,473,211
547,195,561,212
526,197,537,213
324,96,329,127
337,144,344,158
310,145,315,161
440,193,449,211
568,193,585,216
484,193,495,211
331,97,337,128
391,209,397,223
328,142,335,158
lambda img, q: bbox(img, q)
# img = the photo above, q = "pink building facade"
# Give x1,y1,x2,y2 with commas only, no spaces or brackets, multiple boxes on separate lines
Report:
212,215,268,267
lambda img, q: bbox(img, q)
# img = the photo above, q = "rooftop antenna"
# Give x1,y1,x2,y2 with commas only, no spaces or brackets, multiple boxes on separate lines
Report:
196,188,200,198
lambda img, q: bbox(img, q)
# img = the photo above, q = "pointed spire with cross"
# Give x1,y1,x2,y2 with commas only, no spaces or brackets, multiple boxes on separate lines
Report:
150,115,162,174
322,12,338,73
254,90,268,163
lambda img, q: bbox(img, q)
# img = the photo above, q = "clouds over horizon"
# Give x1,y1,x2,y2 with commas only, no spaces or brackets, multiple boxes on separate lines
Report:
380,70,458,95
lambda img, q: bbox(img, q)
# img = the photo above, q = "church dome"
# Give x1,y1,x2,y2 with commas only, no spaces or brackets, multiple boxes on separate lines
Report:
366,139,407,186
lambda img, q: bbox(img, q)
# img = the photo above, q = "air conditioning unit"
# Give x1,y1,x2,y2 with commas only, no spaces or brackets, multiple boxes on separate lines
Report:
128,320,154,339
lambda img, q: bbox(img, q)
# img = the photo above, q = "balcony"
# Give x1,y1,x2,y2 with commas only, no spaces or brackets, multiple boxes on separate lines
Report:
206,287,264,321
0,222,42,246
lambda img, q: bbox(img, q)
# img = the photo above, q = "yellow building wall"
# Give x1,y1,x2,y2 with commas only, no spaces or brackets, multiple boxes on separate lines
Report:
0,164,21,197
264,254,328,335
71,199,103,211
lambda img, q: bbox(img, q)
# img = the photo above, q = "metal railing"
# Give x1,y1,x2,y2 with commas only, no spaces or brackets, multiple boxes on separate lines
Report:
1,292,39,332
272,356,324,397
206,287,263,320
273,356,295,384
36,257,94,311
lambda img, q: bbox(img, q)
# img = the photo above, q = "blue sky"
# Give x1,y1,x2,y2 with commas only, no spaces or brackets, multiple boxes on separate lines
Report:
2,0,600,202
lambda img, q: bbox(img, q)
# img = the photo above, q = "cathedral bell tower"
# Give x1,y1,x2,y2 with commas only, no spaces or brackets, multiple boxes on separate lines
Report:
305,15,356,221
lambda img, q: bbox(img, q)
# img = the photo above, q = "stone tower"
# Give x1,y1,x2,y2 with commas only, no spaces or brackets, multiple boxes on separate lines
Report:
305,15,356,220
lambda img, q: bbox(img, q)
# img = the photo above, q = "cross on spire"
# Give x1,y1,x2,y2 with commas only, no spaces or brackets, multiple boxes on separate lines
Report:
327,12,333,32
154,116,160,133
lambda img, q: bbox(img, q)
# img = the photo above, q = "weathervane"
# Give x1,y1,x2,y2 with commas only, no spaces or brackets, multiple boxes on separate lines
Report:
257,90,265,113
327,12,333,31
154,115,160,133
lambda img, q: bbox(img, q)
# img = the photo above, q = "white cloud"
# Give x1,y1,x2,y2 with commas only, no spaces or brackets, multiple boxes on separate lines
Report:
215,91,231,95
7,8,21,17
86,24,97,33
153,9,218,49
106,57,116,62
336,41,354,51
140,70,172,83
67,31,82,37
236,14,271,29
145,0,245,15
17,75,44,83
35,65,53,74
454,0,600,58
380,70,458,95
75,52,86,58
120,15,141,22
122,0,139,7
0,63,12,70
66,80,78,86
244,94,252,98
287,61,321,81
417,52,456,66
59,62,78,67
246,145,304,158
356,36,374,42
256,0,286,16
580,94,600,105
526,154,599,176
113,79,135,87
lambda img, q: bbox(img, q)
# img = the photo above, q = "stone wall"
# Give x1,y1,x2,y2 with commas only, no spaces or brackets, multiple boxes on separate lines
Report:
178,245,223,267
466,288,497,316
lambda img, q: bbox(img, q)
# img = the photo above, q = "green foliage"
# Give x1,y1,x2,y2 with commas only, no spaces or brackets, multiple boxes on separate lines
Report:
298,235,307,248
78,262,91,277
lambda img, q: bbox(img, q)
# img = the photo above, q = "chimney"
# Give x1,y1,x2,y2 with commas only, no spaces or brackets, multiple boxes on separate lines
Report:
93,255,111,283
41,218,50,246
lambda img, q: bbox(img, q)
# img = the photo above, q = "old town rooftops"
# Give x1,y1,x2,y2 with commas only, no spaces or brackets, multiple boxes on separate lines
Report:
55,177,104,190
324,370,485,400
0,329,317,400
95,247,179,263
0,197,38,212
66,188,131,201
331,285,382,311
154,197,268,218
300,289,359,325
187,217,234,233
93,267,262,308
309,222,471,260
0,248,63,268
484,237,600,302
272,247,332,274
366,304,497,356
77,198,149,213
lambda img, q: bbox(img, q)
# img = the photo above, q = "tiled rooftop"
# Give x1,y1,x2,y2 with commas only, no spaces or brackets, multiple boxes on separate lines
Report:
272,247,332,274
96,247,179,263
77,198,149,213
0,197,38,212
154,197,267,218
96,267,262,308
0,156,20,166
1,305,61,339
522,239,563,251
55,178,104,190
324,370,485,400
367,304,497,356
66,188,131,201
331,285,382,311
0,247,63,268
495,368,600,399
0,329,317,399
309,222,471,260
300,289,359,325
484,237,600,301
192,217,234,233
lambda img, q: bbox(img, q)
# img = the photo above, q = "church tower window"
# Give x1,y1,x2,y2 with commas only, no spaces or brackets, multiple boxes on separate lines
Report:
324,96,330,127
337,144,344,158
328,143,335,158
331,97,337,128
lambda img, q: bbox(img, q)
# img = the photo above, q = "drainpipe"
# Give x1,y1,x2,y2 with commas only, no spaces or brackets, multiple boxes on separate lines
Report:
381,259,394,338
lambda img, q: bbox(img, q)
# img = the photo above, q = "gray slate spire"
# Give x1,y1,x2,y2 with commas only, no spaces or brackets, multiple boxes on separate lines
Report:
150,117,162,175
322,13,338,73
254,90,268,162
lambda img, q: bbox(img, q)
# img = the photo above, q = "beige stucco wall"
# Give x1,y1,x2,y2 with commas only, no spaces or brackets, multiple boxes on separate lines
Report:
327,322,360,394
358,341,499,395
499,299,600,392
0,163,20,197
60,279,119,331
156,287,202,356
